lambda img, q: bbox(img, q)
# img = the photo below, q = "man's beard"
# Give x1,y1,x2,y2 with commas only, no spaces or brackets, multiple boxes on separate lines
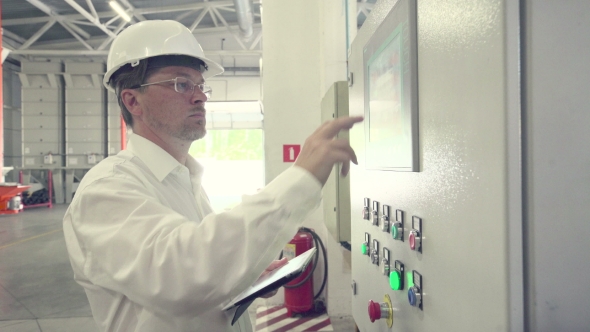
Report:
177,119,207,141
145,106,207,141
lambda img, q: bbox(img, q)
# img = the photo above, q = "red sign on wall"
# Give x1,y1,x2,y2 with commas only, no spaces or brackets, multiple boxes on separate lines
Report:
283,145,301,162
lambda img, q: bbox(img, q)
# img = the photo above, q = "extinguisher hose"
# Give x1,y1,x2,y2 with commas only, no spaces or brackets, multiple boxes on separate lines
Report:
283,227,328,300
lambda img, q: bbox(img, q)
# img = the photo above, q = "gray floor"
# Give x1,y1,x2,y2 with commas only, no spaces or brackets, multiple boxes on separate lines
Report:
0,204,96,332
0,204,356,332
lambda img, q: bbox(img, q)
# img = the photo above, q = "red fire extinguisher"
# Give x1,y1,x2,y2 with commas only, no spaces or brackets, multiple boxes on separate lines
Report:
283,229,315,317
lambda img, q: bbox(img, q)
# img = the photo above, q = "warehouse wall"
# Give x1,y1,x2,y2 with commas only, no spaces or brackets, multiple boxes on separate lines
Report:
2,61,22,172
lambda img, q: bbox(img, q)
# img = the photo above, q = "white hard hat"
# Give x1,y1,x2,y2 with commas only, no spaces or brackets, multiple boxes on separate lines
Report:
103,20,224,92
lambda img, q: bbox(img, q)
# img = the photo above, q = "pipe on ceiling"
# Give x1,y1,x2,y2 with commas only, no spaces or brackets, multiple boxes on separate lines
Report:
233,0,254,41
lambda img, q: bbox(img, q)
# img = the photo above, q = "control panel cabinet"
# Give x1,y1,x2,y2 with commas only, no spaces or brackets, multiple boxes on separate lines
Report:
348,0,514,331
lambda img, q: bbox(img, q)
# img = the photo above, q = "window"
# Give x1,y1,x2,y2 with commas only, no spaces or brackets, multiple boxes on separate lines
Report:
189,129,264,212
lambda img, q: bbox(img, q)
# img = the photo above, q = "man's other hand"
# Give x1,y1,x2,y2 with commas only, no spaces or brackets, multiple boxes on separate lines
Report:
258,258,289,298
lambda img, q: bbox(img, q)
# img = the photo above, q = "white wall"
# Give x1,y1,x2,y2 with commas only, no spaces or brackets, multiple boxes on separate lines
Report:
524,1,590,330
2,62,22,171
261,0,323,307
261,0,355,316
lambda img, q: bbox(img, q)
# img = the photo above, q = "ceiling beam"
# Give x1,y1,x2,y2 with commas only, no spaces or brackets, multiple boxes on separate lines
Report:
4,1,260,26
19,19,56,50
10,49,262,57
2,29,27,44
63,0,118,38
189,8,210,32
85,0,99,19
119,0,147,21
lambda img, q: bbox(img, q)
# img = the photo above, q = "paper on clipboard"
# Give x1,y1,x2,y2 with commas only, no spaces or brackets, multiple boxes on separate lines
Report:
222,247,317,324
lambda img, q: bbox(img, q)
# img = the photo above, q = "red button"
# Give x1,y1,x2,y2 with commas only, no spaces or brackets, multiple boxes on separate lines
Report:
368,300,381,322
409,232,416,250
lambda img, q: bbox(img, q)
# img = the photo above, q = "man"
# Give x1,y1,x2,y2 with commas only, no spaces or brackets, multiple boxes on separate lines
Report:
63,20,362,332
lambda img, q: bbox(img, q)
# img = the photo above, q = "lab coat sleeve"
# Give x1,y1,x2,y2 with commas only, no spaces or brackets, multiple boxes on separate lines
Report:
65,165,321,317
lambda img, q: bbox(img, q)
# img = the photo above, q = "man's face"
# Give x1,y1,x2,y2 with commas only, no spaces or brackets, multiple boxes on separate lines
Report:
139,66,208,142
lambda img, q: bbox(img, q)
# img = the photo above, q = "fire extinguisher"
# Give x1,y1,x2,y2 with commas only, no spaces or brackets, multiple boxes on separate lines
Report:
282,227,327,317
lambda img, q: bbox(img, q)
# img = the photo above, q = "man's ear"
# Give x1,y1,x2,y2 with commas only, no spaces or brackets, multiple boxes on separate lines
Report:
120,89,143,116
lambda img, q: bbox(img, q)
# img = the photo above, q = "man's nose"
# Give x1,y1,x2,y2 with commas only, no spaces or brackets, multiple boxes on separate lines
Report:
190,87,208,103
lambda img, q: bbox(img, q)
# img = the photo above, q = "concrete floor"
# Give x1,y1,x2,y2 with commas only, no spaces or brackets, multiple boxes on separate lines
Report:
0,204,356,332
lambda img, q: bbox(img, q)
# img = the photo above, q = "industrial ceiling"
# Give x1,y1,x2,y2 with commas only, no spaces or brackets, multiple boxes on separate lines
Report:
1,0,375,72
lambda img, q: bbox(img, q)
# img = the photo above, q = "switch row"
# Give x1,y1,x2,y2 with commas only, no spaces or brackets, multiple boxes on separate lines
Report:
361,233,423,310
362,198,423,252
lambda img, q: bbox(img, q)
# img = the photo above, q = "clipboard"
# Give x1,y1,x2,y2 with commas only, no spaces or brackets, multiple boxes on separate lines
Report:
223,247,317,325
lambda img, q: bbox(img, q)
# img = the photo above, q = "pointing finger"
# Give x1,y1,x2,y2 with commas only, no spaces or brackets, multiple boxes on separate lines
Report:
317,116,363,139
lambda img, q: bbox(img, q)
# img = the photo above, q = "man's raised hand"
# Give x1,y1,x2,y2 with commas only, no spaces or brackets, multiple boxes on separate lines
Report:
294,116,364,185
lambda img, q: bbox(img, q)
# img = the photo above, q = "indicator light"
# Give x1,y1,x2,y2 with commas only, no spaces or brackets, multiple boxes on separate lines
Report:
389,270,401,290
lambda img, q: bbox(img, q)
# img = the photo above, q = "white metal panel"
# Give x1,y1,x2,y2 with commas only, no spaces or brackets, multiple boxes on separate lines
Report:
107,143,121,155
207,77,261,101
108,129,121,143
66,129,103,142
22,115,60,129
22,102,59,116
23,142,60,155
321,81,351,243
65,62,104,74
66,155,101,167
21,88,59,102
22,155,63,167
65,102,102,116
108,92,117,103
108,115,122,128
21,61,62,73
66,88,102,102
23,129,59,143
66,75,95,88
66,142,103,155
206,80,228,101
23,75,57,88
525,1,590,330
108,102,120,116
66,115,103,129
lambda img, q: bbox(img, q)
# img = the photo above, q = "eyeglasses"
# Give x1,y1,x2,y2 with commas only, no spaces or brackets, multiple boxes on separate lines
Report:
136,77,212,98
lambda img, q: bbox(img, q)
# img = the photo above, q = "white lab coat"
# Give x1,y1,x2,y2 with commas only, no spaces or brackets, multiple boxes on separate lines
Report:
63,134,321,331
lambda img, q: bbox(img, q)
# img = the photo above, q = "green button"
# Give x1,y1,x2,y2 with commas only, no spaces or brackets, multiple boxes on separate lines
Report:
389,271,401,290
361,243,368,255
407,272,414,288
391,226,398,239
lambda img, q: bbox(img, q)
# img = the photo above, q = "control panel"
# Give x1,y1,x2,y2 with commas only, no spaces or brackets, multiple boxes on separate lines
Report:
354,197,425,329
348,0,516,330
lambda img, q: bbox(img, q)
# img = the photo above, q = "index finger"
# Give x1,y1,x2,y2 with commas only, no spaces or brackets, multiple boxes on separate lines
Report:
317,116,364,139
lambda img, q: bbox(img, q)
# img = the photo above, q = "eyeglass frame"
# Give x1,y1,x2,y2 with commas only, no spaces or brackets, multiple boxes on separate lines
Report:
131,76,212,98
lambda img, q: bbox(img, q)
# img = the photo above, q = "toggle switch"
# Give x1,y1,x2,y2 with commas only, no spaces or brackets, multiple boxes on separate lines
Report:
381,205,390,232
368,294,394,327
372,201,380,226
391,209,404,241
371,239,380,265
362,232,370,256
409,216,422,252
362,198,370,220
389,260,405,291
381,248,390,276
407,270,423,310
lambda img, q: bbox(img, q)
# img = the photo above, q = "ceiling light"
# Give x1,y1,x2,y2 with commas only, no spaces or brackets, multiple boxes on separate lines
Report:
109,1,132,22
